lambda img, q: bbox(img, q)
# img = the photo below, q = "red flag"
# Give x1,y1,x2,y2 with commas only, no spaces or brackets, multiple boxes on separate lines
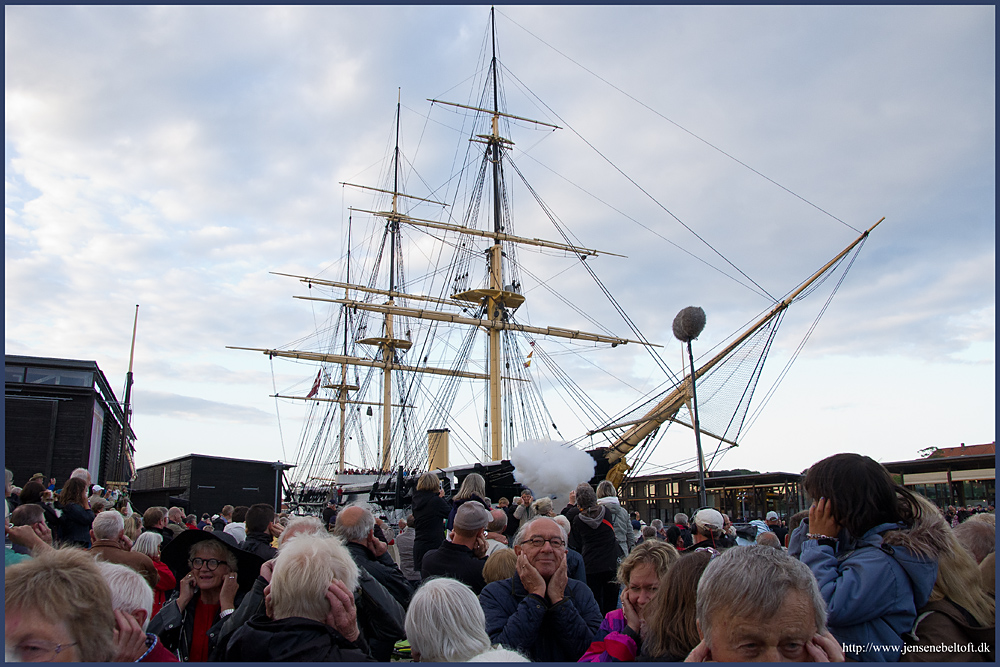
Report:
306,369,322,398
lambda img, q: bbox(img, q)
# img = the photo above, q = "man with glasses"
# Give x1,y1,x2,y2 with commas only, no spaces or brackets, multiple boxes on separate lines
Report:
479,516,603,661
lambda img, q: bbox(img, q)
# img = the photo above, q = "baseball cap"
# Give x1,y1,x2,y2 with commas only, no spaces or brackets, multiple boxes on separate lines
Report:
453,502,491,531
766,511,779,521
693,508,724,531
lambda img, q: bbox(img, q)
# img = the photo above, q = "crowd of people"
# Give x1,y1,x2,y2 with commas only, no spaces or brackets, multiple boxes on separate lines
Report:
4,454,996,662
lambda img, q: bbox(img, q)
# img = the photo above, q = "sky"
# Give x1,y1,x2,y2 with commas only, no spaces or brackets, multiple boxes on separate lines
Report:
5,5,995,481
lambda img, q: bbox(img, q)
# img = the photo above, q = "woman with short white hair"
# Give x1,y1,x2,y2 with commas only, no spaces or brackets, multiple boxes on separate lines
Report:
404,577,491,662
217,534,372,661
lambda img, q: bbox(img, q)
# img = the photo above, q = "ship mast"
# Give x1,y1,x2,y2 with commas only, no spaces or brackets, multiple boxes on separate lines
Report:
486,9,504,460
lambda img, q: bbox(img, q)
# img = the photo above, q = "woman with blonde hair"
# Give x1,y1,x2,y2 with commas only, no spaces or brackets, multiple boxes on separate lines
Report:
530,496,555,517
446,472,490,530
123,512,143,542
482,547,517,584
636,549,713,661
412,471,451,570
580,539,679,661
898,494,994,662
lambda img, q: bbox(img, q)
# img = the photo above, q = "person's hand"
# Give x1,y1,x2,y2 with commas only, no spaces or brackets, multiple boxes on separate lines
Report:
516,552,546,597
805,631,845,662
809,498,840,539
5,524,52,554
177,572,198,611
472,532,488,559
621,588,641,633
486,531,507,545
263,583,274,619
112,609,147,662
259,558,276,583
118,532,133,551
545,552,568,605
438,488,445,498
31,521,53,546
684,639,713,662
268,521,284,538
324,580,360,642
220,572,239,610
367,534,388,558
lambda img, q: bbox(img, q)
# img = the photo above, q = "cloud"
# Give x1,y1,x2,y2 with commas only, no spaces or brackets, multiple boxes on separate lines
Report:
136,389,272,425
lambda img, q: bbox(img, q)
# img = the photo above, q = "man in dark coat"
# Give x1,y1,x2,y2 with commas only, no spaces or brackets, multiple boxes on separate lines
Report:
420,502,490,594
238,503,279,561
334,504,413,610
480,516,603,661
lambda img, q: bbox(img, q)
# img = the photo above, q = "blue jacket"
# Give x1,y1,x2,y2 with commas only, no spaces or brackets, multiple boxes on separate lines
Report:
797,521,938,662
480,573,603,662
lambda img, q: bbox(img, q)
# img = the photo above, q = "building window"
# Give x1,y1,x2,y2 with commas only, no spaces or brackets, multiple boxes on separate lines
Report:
5,366,25,383
25,368,93,387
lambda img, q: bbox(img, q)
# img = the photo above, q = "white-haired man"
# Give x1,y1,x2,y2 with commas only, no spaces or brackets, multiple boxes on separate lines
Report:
479,516,603,661
217,513,405,662
216,534,371,661
334,504,413,609
90,509,159,588
97,561,178,662
685,545,844,662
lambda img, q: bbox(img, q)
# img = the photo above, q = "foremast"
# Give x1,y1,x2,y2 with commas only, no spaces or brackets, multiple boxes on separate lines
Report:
598,217,884,487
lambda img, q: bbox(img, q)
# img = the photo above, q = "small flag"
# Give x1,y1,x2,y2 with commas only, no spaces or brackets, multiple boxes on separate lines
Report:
306,369,322,398
523,341,536,368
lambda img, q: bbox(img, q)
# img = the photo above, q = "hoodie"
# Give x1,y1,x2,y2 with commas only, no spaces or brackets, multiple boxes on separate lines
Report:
798,512,941,662
569,505,619,574
597,496,636,559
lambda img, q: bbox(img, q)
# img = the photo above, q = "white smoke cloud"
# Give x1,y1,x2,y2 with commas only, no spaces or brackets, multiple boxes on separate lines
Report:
510,439,596,510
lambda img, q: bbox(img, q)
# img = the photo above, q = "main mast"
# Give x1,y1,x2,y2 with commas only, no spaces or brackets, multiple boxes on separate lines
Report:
486,9,504,461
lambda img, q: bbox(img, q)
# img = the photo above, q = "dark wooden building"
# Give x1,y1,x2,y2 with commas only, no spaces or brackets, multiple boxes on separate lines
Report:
130,454,286,517
621,448,995,524
5,355,135,489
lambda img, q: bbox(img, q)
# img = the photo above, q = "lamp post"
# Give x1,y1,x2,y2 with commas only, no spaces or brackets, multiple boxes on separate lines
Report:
673,306,707,508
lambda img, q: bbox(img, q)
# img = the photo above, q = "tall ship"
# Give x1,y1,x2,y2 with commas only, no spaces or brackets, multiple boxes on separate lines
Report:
231,9,879,512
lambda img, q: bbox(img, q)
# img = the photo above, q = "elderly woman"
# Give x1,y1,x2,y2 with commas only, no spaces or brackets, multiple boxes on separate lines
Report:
218,533,372,661
132,531,177,616
56,476,94,547
5,546,117,661
404,577,491,662
148,530,263,661
411,472,451,570
579,539,679,662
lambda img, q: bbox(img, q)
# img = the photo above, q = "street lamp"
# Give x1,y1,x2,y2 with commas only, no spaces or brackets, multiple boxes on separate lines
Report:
673,306,707,508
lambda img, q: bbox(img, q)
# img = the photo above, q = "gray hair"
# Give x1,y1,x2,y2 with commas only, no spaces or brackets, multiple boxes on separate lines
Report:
91,508,125,540
552,514,572,536
96,561,154,631
332,503,375,543
70,467,91,483
404,577,490,662
131,531,162,558
279,515,326,547
487,509,507,533
953,519,995,564
650,519,664,530
575,482,598,509
270,533,359,622
696,545,827,644
756,532,783,549
673,513,689,525
513,516,568,547
596,480,618,499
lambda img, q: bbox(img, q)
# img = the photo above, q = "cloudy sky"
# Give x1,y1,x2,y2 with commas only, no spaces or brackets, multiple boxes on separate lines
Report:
5,5,994,479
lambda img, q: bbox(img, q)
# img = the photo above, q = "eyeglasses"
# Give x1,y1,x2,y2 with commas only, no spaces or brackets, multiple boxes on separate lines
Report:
189,557,224,571
11,640,78,662
521,536,565,549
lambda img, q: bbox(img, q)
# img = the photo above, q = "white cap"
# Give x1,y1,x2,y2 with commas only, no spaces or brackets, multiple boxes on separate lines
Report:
694,508,724,530
766,511,779,521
